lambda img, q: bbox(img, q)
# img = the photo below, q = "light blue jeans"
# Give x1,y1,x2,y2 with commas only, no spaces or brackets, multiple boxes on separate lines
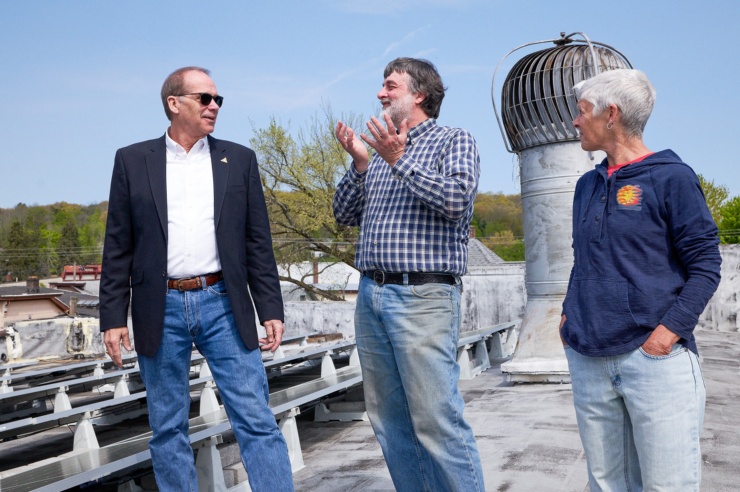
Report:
138,280,294,492
354,275,485,492
564,344,705,491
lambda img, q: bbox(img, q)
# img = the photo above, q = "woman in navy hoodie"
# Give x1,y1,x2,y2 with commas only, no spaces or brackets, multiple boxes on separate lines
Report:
560,69,721,491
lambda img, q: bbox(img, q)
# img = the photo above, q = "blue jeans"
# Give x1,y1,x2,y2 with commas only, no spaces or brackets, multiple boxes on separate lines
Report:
354,275,485,492
564,344,705,491
138,280,293,492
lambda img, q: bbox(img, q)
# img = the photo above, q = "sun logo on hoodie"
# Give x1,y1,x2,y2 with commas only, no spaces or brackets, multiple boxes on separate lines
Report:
616,184,643,210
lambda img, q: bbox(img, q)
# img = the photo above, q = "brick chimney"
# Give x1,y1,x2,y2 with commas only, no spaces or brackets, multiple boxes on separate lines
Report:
469,226,477,239
69,296,78,317
26,276,40,293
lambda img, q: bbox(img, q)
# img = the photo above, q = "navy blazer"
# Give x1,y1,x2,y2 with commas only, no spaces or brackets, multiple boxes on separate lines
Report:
100,135,283,357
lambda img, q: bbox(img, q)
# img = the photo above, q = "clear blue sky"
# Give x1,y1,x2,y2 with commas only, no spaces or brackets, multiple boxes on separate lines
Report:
2,0,738,208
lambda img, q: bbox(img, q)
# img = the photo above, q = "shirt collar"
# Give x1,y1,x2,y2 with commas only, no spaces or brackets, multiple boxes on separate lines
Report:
165,131,210,158
406,118,436,145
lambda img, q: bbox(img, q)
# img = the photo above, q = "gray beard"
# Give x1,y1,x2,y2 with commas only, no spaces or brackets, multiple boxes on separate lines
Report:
381,106,408,129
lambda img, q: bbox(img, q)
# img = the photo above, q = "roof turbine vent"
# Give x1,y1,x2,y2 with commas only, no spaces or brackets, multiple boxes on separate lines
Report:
493,32,632,153
491,33,632,382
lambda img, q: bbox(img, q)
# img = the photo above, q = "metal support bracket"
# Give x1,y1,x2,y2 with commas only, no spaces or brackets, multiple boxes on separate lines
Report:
457,340,490,380
313,400,368,422
199,361,212,378
195,435,227,491
0,379,12,394
113,375,130,398
200,382,220,417
73,411,100,451
320,351,336,378
54,386,72,412
348,346,360,367
277,407,305,472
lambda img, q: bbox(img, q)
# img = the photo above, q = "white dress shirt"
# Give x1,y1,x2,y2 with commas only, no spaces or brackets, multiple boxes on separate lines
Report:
165,131,221,278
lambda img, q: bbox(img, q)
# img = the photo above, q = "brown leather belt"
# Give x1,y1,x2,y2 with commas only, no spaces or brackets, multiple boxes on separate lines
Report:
167,272,223,291
364,270,457,286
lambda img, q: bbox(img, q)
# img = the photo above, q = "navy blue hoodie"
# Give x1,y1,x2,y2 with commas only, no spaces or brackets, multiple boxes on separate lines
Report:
561,149,721,356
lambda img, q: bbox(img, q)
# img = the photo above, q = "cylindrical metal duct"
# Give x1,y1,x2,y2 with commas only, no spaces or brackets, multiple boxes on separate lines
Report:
492,33,631,382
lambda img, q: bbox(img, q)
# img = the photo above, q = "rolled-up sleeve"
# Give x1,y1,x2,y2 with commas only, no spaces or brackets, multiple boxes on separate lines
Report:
333,163,367,226
391,129,479,221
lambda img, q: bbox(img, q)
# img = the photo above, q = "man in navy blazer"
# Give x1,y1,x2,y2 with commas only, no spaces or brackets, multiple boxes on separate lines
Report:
100,67,294,491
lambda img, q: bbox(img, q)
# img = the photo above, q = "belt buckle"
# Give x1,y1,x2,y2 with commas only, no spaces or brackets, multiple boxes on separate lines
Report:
373,270,385,285
175,277,201,291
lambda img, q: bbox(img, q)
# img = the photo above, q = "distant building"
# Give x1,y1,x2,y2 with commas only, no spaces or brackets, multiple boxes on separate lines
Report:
279,261,360,301
0,277,69,325
467,238,506,270
0,277,103,361
279,239,508,303
0,277,99,326
61,264,101,281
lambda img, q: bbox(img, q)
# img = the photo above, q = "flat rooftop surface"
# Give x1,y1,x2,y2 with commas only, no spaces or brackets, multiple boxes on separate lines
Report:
0,329,736,491
292,328,740,491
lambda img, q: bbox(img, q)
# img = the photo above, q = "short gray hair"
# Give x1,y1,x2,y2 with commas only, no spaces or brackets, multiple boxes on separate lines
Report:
161,66,211,121
573,69,656,138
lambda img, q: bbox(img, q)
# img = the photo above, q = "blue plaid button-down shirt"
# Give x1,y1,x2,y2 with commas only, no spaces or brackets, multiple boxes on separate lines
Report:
333,118,479,276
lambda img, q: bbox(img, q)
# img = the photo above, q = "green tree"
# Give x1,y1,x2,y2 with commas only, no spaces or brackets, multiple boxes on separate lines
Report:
473,192,525,261
250,108,364,300
473,192,523,238
0,201,108,279
38,225,58,277
57,217,82,267
78,205,106,264
479,230,525,262
5,220,35,279
698,174,729,225
719,196,740,244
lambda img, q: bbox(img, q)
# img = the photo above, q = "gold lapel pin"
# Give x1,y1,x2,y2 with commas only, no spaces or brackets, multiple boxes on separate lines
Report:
221,157,228,164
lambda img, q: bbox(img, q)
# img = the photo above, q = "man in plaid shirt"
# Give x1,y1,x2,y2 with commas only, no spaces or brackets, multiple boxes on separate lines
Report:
333,57,484,491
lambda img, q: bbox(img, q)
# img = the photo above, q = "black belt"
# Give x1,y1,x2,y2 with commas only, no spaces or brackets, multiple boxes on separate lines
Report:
167,272,223,291
364,270,457,286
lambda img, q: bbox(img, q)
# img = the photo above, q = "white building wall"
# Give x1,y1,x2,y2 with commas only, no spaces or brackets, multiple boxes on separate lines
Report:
3,299,64,324
3,246,736,362
699,244,739,332
282,263,528,339
282,246,737,339
6,318,104,360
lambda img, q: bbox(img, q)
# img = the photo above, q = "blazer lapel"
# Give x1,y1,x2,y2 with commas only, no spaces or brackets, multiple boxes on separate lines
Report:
209,136,229,230
146,135,168,242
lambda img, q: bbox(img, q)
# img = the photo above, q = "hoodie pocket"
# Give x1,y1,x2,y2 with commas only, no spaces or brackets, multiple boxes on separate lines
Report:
563,277,639,349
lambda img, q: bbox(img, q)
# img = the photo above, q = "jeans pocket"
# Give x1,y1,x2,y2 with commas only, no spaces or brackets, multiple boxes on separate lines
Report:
638,344,685,360
207,280,229,297
410,283,452,299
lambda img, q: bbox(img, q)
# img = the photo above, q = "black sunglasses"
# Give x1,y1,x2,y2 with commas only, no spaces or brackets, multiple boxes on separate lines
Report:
177,92,224,107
